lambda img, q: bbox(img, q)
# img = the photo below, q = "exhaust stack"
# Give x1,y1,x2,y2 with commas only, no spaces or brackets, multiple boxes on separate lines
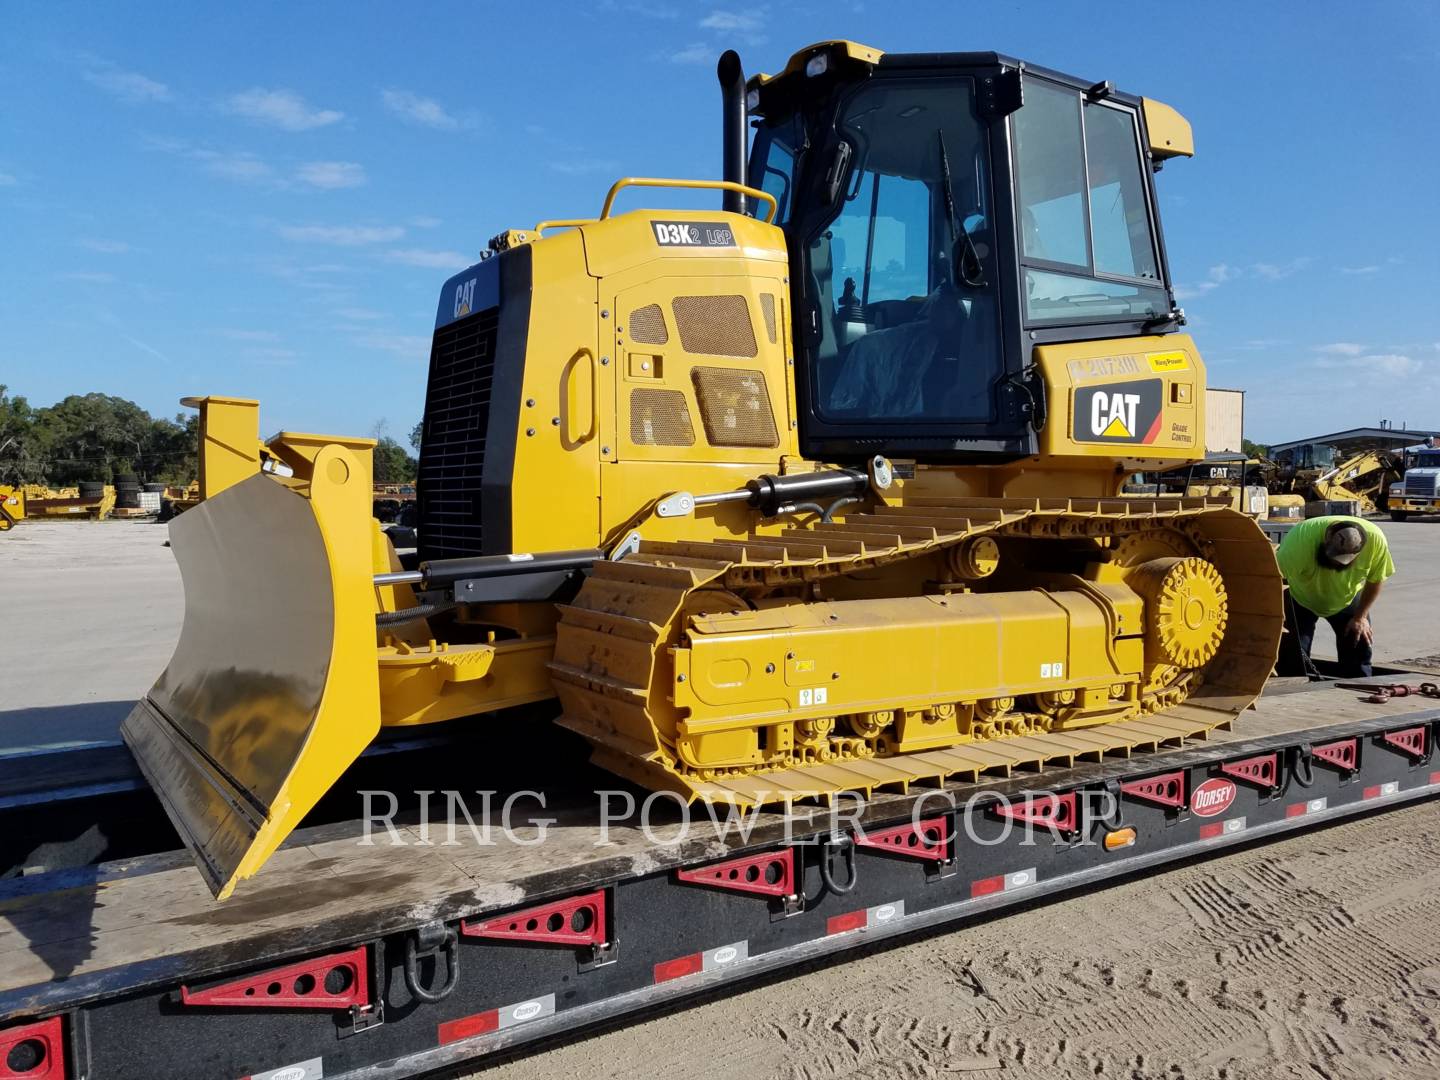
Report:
717,49,747,215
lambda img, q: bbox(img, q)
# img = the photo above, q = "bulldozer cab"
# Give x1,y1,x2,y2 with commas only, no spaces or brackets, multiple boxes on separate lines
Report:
745,45,1189,463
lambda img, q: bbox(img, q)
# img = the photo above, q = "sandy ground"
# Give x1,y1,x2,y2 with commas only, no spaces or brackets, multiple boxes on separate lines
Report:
0,519,181,748
3,516,1440,1078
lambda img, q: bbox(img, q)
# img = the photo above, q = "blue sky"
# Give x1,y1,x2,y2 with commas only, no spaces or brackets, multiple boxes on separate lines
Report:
2,1,1437,444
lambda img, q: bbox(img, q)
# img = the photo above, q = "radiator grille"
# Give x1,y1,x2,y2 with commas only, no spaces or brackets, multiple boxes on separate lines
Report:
417,308,499,562
628,303,669,345
630,388,695,447
671,295,757,357
1406,473,1439,497
759,293,778,344
692,366,779,448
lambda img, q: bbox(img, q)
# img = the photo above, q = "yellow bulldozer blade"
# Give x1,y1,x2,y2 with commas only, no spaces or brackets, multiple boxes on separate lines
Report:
122,445,381,899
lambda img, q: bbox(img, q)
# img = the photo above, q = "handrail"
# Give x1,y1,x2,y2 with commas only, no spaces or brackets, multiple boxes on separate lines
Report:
533,218,596,238
598,177,778,223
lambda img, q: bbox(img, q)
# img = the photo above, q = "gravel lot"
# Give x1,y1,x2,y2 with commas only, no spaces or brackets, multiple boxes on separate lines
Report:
3,515,1439,1079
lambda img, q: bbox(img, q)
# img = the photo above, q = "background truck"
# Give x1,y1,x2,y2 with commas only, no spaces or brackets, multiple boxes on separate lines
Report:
1388,446,1440,520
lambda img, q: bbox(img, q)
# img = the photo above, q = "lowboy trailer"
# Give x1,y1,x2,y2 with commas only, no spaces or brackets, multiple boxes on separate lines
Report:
2,676,1438,1080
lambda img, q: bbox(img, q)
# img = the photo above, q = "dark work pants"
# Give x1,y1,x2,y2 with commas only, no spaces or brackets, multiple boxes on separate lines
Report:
1278,591,1374,679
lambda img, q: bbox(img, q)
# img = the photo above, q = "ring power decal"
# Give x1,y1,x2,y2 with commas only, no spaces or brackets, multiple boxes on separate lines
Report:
1073,378,1164,444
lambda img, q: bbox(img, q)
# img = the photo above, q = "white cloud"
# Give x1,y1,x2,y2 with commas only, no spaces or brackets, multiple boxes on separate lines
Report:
147,137,276,183
297,161,367,189
380,89,459,130
77,238,130,254
1313,346,1423,379
280,224,406,245
334,307,385,321
226,88,344,131
410,215,442,228
385,248,472,269
1361,353,1422,378
699,10,765,32
1339,265,1380,275
200,149,274,183
1251,256,1311,280
1173,263,1234,301
0,172,17,187
598,0,680,17
352,331,432,361
84,65,171,104
667,43,711,64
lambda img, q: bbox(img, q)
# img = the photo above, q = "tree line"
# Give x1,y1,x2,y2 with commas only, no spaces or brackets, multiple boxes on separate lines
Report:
0,385,418,487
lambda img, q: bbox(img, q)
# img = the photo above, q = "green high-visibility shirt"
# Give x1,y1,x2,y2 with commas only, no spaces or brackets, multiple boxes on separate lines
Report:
1275,515,1395,617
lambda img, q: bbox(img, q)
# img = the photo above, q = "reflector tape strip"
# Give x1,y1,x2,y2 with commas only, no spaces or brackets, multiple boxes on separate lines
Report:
826,900,906,935
1198,816,1246,840
245,1057,323,1080
437,993,555,1045
1285,797,1328,818
969,868,1038,898
1432,771,1440,785
0,1016,65,1080
653,941,749,983
1363,782,1400,800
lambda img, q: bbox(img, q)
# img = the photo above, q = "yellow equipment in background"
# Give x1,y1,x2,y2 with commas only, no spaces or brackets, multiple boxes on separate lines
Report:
1311,449,1402,516
0,486,23,530
124,42,1283,899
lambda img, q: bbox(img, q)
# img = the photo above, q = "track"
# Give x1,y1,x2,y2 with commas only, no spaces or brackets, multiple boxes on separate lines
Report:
479,797,1440,1080
553,496,1281,803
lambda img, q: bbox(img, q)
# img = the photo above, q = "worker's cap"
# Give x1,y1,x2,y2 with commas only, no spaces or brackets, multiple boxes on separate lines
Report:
1322,522,1366,566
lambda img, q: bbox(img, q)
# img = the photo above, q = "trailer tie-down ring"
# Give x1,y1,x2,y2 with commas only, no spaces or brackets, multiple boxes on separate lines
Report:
404,923,460,1004
817,834,857,896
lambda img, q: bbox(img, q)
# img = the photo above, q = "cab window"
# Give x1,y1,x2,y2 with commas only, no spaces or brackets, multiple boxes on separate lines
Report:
1013,79,1166,324
804,77,1003,423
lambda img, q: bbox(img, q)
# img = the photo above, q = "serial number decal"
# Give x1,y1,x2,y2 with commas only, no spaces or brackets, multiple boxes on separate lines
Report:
1066,355,1141,381
1073,379,1164,444
651,220,736,247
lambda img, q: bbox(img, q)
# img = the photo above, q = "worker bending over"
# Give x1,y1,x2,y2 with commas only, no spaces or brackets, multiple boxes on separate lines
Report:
1275,516,1394,678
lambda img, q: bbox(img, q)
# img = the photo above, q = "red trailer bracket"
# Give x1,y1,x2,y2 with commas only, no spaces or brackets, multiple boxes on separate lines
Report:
461,890,607,947
674,848,797,899
180,945,370,1010
0,1016,66,1080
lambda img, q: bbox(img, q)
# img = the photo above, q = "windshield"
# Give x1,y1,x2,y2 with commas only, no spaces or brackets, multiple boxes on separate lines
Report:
802,77,1003,422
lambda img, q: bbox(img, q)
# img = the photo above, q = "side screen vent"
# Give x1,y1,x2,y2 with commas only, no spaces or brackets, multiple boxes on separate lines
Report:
759,293,778,344
417,307,499,562
691,367,779,448
630,389,696,447
629,303,669,345
671,295,757,357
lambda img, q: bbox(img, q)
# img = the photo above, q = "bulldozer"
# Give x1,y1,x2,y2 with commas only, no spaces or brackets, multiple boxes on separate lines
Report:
123,42,1284,899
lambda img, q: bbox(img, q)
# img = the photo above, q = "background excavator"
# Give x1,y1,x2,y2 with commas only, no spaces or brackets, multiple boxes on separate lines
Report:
122,41,1283,900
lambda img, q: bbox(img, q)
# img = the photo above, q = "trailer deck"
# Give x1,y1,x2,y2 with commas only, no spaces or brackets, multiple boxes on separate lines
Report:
3,679,1437,1079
